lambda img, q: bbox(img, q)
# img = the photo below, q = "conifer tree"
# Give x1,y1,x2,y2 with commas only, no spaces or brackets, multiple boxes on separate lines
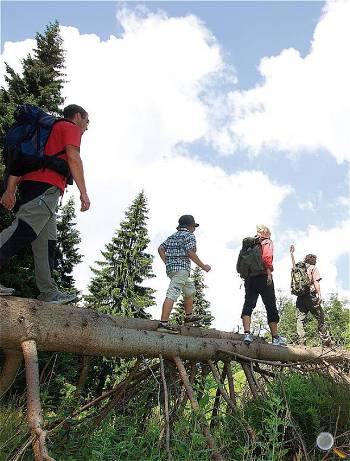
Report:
0,21,65,139
170,266,214,327
0,22,65,296
85,191,155,319
54,197,83,291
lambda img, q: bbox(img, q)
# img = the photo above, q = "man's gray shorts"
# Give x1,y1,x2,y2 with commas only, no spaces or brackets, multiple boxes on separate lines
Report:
166,270,195,301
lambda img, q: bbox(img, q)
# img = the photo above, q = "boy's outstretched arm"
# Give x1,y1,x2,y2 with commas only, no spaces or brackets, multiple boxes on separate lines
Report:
187,249,211,272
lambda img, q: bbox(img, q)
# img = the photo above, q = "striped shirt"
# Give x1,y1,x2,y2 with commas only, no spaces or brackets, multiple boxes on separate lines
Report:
160,228,197,274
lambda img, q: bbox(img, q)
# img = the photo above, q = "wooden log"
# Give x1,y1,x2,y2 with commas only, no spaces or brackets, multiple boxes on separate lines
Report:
1,298,349,365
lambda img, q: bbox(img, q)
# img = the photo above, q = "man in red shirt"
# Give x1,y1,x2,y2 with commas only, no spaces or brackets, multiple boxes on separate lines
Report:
0,104,90,303
241,225,286,346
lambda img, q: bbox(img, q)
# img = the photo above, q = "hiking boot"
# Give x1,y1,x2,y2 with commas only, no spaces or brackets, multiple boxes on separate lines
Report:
272,335,287,346
157,322,179,334
0,283,15,296
243,333,254,345
319,331,334,347
40,291,78,305
184,314,202,325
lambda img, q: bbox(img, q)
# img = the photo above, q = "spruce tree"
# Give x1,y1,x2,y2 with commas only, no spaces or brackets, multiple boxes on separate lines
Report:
85,191,155,319
54,197,83,291
0,22,65,296
170,266,214,328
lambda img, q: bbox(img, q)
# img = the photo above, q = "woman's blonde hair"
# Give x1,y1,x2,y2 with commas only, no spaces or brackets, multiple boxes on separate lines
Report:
256,224,271,238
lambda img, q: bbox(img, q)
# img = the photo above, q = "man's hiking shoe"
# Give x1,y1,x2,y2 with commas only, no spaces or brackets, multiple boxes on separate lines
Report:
243,333,254,345
157,322,179,334
39,291,78,305
0,283,15,296
184,314,202,325
319,331,334,347
272,335,287,346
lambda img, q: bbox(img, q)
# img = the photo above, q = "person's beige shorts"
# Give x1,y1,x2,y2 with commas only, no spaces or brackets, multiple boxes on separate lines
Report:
166,270,195,301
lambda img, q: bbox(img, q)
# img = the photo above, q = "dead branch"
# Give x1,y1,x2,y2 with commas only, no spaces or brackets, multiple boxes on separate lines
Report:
0,349,22,398
159,355,172,461
93,358,142,427
225,361,237,406
240,362,259,399
208,360,236,413
21,340,55,461
210,363,227,429
76,356,92,395
173,356,225,461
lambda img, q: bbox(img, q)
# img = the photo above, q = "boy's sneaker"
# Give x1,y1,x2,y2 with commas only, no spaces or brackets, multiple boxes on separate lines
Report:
157,322,179,334
40,291,78,305
272,335,287,346
184,314,202,325
243,333,254,345
0,283,15,296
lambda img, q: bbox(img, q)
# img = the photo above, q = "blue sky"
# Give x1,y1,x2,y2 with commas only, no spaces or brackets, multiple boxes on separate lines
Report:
1,1,349,327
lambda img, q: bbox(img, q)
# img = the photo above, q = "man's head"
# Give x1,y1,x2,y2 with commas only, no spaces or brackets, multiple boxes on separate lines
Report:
177,215,199,232
304,254,317,265
256,224,271,240
63,104,89,134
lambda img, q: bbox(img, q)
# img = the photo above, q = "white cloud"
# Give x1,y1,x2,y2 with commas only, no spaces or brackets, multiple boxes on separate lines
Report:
0,39,35,88
214,0,350,163
275,220,350,300
51,11,290,330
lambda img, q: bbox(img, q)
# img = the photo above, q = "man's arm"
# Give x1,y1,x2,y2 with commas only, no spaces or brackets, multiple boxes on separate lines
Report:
158,246,166,263
312,267,322,303
0,175,21,210
187,249,211,272
290,244,296,270
66,145,90,212
314,280,321,300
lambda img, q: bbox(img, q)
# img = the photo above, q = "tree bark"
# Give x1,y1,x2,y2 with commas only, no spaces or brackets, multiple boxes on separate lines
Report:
76,356,92,395
240,362,260,399
22,340,55,461
1,298,349,365
225,361,237,406
160,355,172,461
0,349,22,397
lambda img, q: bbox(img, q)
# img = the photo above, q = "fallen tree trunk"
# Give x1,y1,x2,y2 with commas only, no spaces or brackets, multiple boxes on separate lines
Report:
1,298,349,364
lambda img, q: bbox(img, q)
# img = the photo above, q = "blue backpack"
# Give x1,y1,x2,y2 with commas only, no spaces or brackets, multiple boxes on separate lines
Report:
3,104,71,186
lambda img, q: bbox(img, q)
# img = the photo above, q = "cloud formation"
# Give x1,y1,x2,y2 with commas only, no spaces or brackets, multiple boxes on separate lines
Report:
215,1,350,163
55,10,291,329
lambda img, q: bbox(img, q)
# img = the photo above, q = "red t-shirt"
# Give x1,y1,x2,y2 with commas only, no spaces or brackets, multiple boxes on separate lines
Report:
260,238,274,271
21,121,82,193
